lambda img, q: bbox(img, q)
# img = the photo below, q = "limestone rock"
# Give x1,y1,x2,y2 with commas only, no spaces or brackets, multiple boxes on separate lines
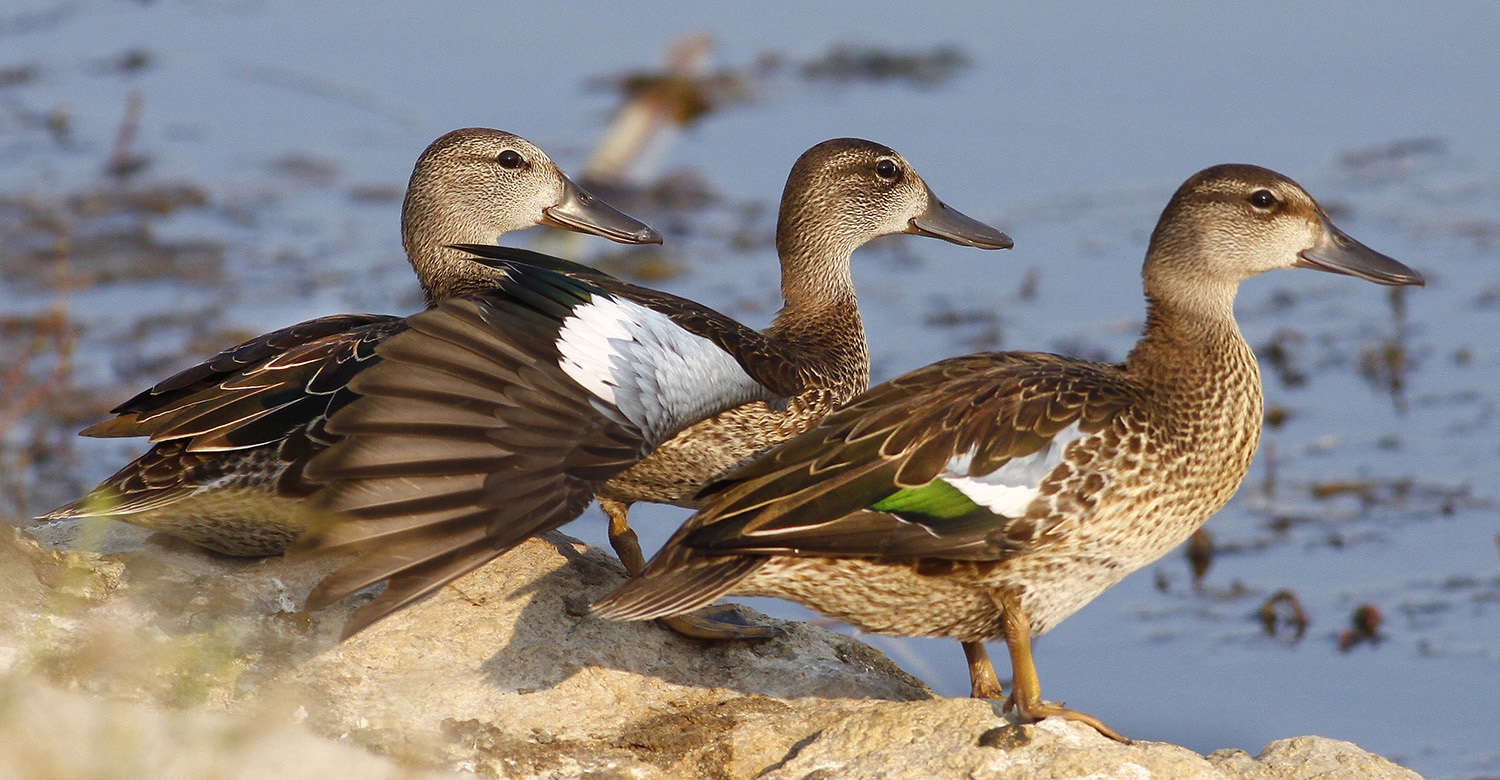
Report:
759,699,1220,779
0,675,468,780
757,700,1424,780
1,522,1425,779
1208,737,1425,780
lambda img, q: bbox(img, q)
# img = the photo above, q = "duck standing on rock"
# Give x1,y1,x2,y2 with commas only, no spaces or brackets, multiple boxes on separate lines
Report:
295,138,1014,639
593,164,1423,741
40,128,661,556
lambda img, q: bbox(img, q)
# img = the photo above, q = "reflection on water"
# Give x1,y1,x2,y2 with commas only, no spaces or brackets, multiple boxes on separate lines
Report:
3,2,1498,777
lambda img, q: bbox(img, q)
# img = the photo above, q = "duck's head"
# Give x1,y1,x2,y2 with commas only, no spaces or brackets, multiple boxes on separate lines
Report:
777,138,1013,263
1145,164,1423,296
404,128,661,248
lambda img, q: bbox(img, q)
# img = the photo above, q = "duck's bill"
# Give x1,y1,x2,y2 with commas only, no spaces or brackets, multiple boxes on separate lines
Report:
542,175,663,245
1296,216,1423,286
906,186,1014,250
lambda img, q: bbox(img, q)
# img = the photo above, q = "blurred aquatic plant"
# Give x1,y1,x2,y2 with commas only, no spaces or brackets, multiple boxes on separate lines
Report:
1337,137,1448,185
0,286,77,517
1357,286,1414,414
1259,329,1308,389
1186,529,1214,592
584,33,749,188
0,63,39,88
106,91,149,180
797,43,971,88
1337,604,1383,652
1258,590,1308,644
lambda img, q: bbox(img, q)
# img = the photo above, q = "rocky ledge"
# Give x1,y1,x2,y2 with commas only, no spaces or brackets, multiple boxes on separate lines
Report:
0,524,1423,780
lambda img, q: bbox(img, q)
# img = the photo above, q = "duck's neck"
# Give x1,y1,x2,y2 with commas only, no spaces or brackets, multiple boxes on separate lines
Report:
406,241,510,305
401,185,512,306
1124,257,1265,535
766,224,870,399
1126,271,1262,421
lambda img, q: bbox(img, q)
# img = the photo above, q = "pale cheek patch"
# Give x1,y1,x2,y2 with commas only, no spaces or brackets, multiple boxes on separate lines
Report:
942,421,1091,516
555,296,768,444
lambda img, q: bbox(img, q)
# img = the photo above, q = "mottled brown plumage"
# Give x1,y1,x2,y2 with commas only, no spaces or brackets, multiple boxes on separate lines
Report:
595,164,1424,740
41,129,660,555
296,138,1013,638
595,141,1018,638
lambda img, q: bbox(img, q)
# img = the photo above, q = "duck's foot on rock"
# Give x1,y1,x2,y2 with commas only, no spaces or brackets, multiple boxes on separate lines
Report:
1005,697,1132,744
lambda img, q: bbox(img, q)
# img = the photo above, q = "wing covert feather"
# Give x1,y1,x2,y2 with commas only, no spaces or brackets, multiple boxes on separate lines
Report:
673,352,1138,562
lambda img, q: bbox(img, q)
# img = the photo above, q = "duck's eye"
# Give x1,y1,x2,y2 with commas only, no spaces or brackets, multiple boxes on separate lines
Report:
1249,189,1278,209
497,150,525,169
874,159,899,180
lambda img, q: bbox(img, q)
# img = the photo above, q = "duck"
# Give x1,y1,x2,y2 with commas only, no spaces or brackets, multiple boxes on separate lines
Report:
295,137,1015,639
40,128,661,556
592,164,1424,742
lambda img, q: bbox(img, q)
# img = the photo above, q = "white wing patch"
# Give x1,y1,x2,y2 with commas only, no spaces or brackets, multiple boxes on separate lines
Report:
942,420,1091,517
555,295,771,445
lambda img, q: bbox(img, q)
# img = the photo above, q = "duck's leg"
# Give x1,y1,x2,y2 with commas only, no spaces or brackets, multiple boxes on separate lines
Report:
994,589,1130,743
963,641,1006,698
603,497,650,575
602,497,780,640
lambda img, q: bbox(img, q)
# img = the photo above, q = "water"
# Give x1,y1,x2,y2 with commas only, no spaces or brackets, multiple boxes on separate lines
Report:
3,2,1497,777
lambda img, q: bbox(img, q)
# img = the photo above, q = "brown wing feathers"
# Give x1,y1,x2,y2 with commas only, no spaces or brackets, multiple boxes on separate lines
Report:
82,314,396,440
596,353,1138,618
295,278,658,630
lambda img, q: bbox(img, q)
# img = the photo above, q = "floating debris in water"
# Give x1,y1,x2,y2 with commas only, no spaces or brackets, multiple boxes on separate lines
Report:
1016,267,1040,302
583,170,721,220
589,246,687,285
0,3,75,37
1259,440,1279,501
105,92,148,180
585,33,752,187
347,183,402,203
1,184,220,289
798,43,972,87
1258,329,1308,389
1338,604,1384,652
1357,286,1414,413
89,48,152,75
1186,528,1214,591
0,307,81,515
67,182,208,216
582,38,973,188
267,154,340,187
1305,477,1476,519
0,63,39,88
1336,137,1452,190
1258,590,1308,643
924,305,1000,329
1340,137,1447,174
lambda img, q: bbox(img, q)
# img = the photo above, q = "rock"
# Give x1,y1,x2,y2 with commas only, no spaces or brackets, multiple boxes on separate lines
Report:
0,675,469,780
0,522,1426,779
759,700,1222,779
758,701,1424,780
264,532,928,776
1209,737,1425,780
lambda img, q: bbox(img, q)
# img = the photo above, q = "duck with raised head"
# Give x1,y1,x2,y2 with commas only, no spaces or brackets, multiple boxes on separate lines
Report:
296,138,1014,639
41,128,661,556
593,164,1424,741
